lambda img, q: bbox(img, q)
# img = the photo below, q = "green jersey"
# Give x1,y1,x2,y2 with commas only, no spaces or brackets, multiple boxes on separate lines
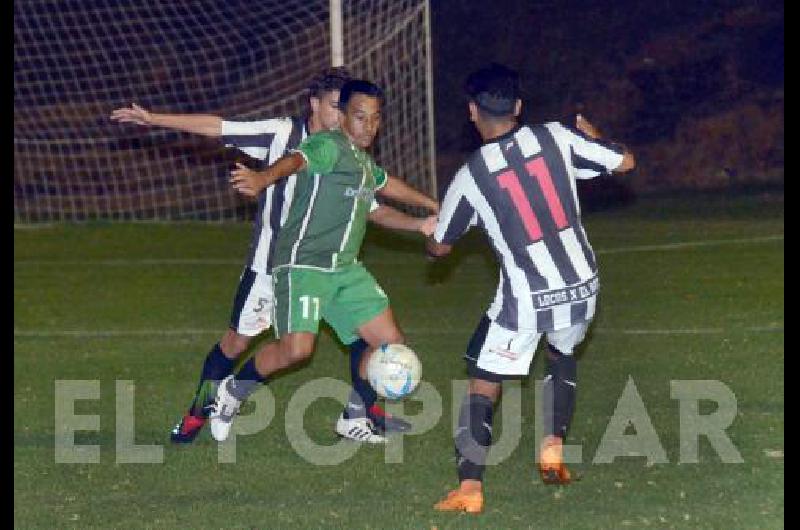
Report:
272,130,388,270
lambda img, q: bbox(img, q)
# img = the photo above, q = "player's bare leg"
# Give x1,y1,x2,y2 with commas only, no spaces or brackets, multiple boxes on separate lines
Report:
252,332,316,375
434,378,500,514
219,329,252,359
356,307,405,378
208,332,316,441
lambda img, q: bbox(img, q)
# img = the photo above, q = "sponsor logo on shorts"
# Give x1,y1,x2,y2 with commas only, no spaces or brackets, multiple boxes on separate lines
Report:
489,347,520,360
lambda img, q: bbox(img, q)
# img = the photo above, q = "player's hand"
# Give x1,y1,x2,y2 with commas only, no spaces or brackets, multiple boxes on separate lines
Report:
110,103,153,126
230,162,264,197
576,114,602,139
418,215,438,237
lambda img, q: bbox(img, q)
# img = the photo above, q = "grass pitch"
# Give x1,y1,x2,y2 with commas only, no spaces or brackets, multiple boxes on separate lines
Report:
14,192,783,528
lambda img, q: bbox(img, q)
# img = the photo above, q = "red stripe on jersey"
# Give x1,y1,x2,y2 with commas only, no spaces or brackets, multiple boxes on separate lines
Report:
526,157,568,230
497,169,543,241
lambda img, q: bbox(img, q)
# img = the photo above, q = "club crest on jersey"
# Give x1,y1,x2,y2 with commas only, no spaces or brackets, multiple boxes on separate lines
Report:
344,186,375,203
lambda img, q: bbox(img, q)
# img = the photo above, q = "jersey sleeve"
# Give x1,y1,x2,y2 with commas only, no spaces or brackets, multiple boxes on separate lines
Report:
295,133,340,175
552,122,625,180
221,117,291,161
433,165,478,245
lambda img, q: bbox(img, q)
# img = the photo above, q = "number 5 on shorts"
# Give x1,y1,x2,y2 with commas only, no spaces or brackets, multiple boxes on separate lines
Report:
299,295,320,320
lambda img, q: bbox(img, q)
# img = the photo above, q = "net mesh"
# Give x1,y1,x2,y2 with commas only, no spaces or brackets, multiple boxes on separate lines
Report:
14,0,434,221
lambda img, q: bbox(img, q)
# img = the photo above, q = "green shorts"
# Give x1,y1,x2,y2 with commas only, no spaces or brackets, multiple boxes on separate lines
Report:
272,263,389,344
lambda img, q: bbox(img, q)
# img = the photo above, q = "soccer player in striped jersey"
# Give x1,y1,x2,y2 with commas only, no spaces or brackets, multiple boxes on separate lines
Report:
110,68,438,444
209,79,432,444
428,63,635,513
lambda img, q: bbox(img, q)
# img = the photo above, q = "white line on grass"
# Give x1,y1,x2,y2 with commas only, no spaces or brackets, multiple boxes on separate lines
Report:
13,329,223,337
595,234,784,255
16,258,242,266
14,325,783,338
591,324,784,335
14,234,783,266
13,223,58,230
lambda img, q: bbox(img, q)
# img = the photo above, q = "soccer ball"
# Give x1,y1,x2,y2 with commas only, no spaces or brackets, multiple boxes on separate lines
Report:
367,343,422,400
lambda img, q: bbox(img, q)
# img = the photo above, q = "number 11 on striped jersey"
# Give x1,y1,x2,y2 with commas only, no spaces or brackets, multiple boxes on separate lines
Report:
496,157,569,243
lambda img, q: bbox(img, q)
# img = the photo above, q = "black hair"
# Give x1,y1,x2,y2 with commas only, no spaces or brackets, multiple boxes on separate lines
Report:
464,63,521,117
338,79,385,110
307,67,352,98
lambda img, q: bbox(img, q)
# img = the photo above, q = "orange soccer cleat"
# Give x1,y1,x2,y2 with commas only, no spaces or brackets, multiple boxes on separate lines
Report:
433,487,484,514
538,435,572,485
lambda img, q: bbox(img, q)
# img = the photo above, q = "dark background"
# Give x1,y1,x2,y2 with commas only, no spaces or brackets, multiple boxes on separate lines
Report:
430,0,783,201
13,1,784,220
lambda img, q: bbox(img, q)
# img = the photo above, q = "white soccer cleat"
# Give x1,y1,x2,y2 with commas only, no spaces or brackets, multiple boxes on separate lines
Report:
335,413,386,444
208,375,242,442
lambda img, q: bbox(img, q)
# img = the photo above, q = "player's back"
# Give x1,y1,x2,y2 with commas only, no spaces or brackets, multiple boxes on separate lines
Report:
465,122,608,291
435,120,625,331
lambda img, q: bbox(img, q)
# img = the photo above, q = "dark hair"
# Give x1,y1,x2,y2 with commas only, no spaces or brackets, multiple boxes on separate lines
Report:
464,63,520,117
307,67,352,98
338,79,384,110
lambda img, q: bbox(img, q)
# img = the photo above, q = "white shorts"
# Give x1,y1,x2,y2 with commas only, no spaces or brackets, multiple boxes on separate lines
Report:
228,268,274,337
465,316,590,379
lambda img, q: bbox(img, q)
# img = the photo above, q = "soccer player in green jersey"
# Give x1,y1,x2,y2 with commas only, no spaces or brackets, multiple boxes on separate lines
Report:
209,79,432,442
111,68,437,443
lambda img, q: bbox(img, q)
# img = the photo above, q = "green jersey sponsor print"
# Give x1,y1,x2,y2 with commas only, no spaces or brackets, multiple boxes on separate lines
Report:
273,130,387,270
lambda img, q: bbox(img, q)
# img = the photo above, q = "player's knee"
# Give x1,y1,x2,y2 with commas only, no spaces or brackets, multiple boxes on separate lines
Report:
385,329,405,346
288,348,312,364
283,337,314,364
469,379,501,403
220,330,251,357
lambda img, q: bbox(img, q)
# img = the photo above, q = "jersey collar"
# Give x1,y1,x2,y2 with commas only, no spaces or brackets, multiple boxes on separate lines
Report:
483,123,522,145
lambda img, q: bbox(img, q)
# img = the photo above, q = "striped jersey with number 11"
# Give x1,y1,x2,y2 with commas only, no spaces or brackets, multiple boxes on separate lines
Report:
433,122,624,333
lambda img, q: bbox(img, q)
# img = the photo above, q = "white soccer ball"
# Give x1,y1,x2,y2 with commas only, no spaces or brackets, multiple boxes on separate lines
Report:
367,343,422,400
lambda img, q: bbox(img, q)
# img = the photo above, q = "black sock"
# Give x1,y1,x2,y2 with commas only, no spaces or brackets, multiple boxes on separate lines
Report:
542,345,577,439
188,343,235,416
455,393,494,482
346,339,377,416
227,357,266,401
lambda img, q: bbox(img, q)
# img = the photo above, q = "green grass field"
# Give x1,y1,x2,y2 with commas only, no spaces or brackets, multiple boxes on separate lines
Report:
14,193,784,529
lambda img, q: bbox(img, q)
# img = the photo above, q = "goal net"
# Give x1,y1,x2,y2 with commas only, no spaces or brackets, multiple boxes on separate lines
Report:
14,0,435,222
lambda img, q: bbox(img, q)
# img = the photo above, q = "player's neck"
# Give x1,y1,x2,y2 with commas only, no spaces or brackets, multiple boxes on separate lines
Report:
478,119,517,143
340,129,367,151
308,114,323,134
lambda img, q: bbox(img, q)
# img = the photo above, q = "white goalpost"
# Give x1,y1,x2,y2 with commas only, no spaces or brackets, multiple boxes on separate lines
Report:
330,0,345,68
14,0,435,222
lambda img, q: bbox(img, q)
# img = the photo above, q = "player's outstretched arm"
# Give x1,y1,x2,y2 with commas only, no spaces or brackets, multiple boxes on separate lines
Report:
613,145,635,173
230,152,306,198
576,114,635,173
378,176,439,214
368,206,437,236
109,103,223,137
